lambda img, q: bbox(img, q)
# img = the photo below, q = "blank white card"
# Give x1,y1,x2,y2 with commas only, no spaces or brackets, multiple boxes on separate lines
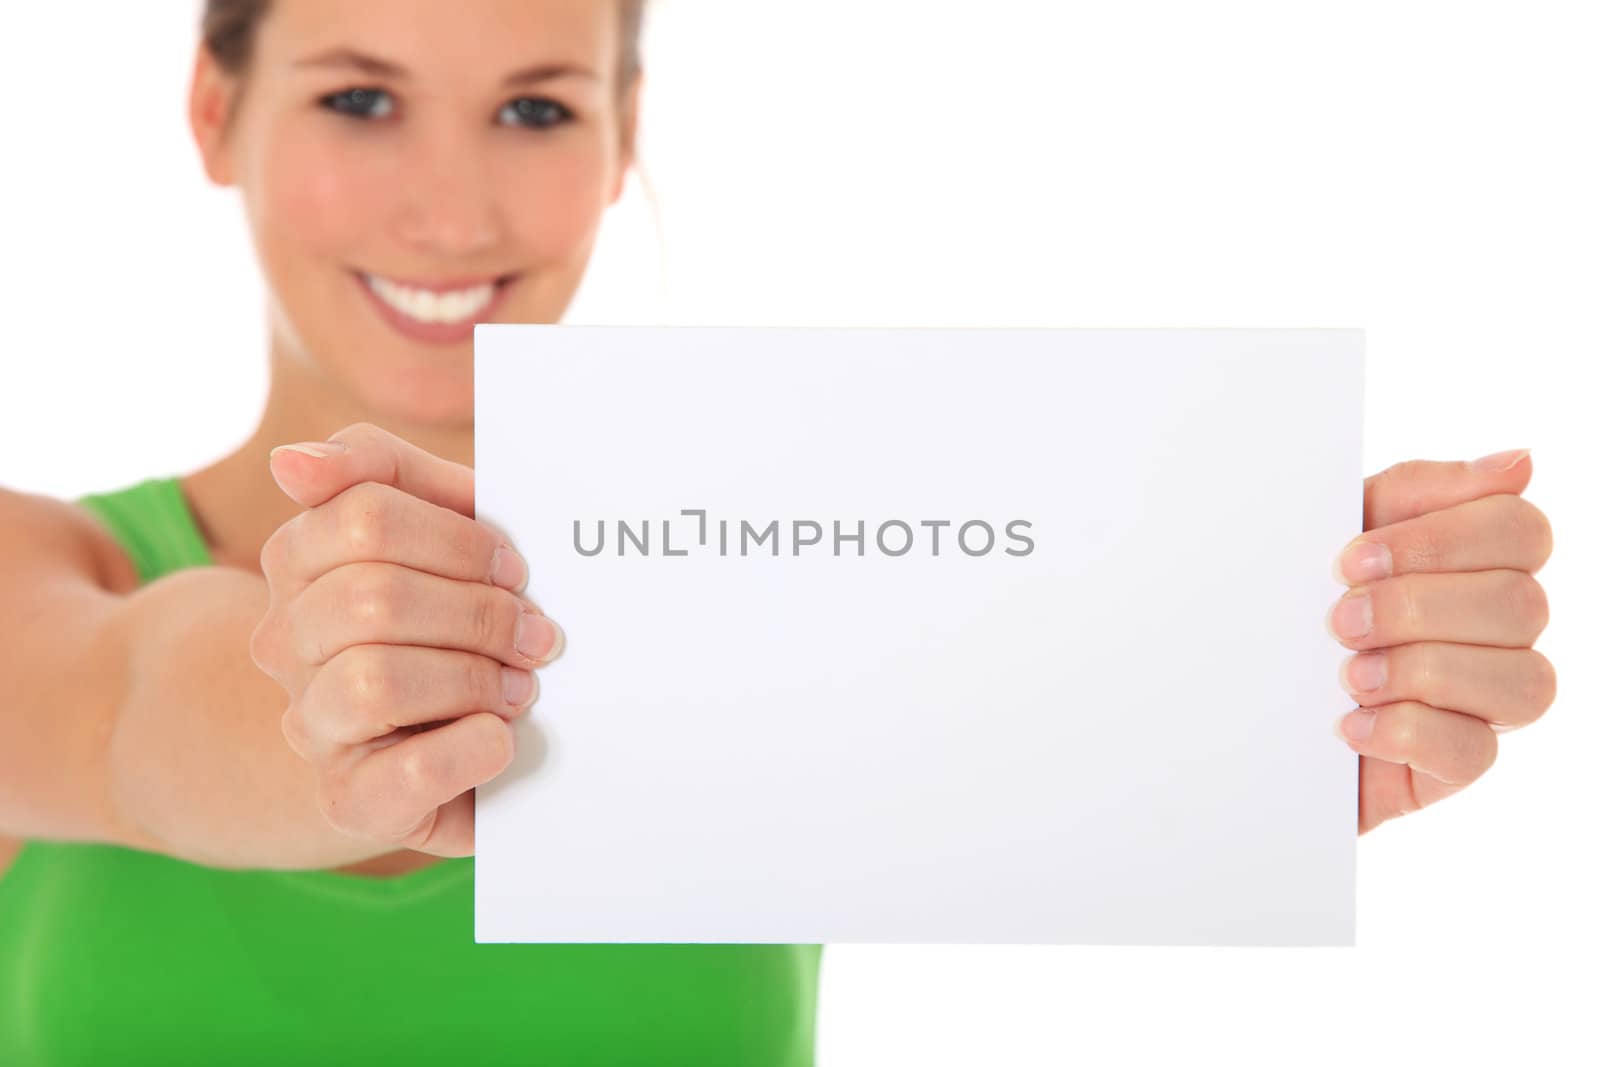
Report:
473,326,1363,946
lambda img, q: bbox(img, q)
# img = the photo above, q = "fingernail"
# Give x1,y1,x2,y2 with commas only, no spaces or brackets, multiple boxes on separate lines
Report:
270,440,349,460
1340,651,1387,695
515,610,564,664
501,666,534,706
1338,541,1392,584
1327,591,1373,640
489,544,529,591
1469,448,1530,472
1338,708,1377,743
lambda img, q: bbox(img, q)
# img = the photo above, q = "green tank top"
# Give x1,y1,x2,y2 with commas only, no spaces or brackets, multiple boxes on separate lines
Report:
0,475,822,1065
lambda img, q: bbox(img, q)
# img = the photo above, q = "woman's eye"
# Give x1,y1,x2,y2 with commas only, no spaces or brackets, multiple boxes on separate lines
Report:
320,87,394,120
500,97,573,129
316,89,570,128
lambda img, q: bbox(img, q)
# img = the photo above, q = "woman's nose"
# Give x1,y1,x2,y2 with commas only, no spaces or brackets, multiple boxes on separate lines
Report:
392,133,505,257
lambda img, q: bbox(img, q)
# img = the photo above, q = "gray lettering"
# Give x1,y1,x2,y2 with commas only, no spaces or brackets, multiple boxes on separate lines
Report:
1005,519,1035,556
876,519,913,557
663,519,687,556
793,519,823,555
919,519,950,555
958,519,995,556
619,519,649,556
834,519,865,556
573,519,605,557
742,519,779,556
682,508,707,546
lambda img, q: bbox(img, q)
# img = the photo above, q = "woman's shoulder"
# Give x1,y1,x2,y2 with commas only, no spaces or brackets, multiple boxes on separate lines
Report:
0,484,141,595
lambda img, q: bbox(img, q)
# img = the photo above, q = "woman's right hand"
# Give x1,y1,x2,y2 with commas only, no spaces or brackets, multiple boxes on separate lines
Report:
248,422,564,857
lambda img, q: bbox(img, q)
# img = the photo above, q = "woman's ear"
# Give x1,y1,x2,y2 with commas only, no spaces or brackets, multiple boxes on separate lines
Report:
188,44,240,187
611,71,644,204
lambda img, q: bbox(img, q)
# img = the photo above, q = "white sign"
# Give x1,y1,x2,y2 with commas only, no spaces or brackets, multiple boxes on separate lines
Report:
473,325,1362,946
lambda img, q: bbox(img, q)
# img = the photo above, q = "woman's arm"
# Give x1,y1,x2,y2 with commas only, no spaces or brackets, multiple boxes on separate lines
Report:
0,486,390,870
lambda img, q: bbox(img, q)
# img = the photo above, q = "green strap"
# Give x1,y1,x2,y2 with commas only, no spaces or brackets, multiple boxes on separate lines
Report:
76,476,215,585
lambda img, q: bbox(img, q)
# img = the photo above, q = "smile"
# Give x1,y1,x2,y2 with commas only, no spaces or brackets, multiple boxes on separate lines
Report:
352,269,518,344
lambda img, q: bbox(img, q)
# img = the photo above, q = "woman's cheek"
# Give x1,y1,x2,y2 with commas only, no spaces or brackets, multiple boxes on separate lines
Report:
258,124,390,262
501,142,614,260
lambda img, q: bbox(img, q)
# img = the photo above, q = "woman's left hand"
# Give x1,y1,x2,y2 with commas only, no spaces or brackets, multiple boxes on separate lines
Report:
1328,449,1555,834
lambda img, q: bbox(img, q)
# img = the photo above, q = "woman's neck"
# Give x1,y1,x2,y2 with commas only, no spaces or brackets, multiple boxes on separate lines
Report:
181,337,475,575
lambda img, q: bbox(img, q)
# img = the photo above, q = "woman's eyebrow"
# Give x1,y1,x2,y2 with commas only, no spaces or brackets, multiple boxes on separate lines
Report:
291,47,600,85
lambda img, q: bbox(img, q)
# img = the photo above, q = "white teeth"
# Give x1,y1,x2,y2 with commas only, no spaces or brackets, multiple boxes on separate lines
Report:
363,273,496,325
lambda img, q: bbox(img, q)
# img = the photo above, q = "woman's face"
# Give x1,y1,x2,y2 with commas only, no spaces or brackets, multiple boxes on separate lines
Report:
191,0,638,427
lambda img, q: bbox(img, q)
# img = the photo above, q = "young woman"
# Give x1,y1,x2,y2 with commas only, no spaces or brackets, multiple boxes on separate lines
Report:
0,0,1556,1062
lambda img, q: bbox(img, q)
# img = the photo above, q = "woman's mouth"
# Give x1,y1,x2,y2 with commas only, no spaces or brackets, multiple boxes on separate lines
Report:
352,269,518,345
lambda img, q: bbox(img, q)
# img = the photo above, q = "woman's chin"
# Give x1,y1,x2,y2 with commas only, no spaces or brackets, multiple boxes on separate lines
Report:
353,363,475,429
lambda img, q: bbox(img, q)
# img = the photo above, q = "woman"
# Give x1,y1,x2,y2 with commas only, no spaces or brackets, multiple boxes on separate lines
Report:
0,0,1556,1062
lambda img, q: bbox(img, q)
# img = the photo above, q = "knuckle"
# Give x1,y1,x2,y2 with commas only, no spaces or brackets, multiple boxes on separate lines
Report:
397,809,441,851
330,421,384,448
1512,497,1555,568
1385,703,1419,755
280,703,311,759
259,520,294,577
472,713,515,771
316,776,363,838
341,647,399,719
396,742,448,800
1401,520,1449,573
1392,577,1424,636
1522,650,1558,717
464,654,503,710
1408,644,1438,701
1388,460,1431,501
1504,570,1549,636
1534,505,1554,566
474,588,518,651
336,483,391,558
1466,724,1499,782
457,518,497,573
1481,730,1499,776
1389,458,1428,483
347,563,402,631
248,614,278,674
294,598,337,667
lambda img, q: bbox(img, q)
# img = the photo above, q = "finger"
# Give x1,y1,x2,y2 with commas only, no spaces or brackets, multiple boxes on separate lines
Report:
1337,642,1556,729
1361,449,1531,530
405,790,477,857
1338,701,1498,832
1325,569,1548,651
267,421,475,517
1335,493,1553,584
284,644,537,760
325,711,514,854
293,561,565,671
263,479,528,593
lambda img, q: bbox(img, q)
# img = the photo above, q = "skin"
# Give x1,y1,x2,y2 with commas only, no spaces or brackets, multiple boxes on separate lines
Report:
0,0,1556,883
183,0,639,874
195,0,643,876
1328,450,1554,832
183,0,637,573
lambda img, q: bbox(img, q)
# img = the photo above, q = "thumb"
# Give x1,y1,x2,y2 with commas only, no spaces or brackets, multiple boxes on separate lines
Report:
268,440,353,508
1362,448,1533,530
266,421,476,516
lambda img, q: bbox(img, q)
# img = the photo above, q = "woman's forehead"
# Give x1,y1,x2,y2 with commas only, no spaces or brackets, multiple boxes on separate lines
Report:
257,0,621,81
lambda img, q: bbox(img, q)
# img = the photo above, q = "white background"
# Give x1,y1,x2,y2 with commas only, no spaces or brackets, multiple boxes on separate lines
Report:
1,1,1594,1063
